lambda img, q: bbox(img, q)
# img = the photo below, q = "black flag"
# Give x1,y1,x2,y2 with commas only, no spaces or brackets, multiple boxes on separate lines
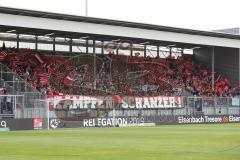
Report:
2,42,6,50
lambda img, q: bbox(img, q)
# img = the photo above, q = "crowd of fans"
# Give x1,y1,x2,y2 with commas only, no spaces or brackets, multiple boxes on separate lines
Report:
109,54,231,96
0,48,65,94
0,47,233,97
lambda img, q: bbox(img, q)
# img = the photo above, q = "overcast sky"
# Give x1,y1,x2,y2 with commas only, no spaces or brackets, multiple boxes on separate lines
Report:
0,0,239,31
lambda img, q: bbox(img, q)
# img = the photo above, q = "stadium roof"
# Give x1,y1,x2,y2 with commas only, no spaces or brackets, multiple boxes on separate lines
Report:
0,6,240,48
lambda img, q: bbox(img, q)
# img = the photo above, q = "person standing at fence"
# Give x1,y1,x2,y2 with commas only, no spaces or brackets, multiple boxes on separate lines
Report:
0,87,3,114
0,96,2,114
1,88,7,114
6,96,12,114
114,95,124,116
114,95,122,109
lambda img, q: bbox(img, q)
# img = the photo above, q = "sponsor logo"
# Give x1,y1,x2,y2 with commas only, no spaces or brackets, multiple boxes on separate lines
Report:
223,116,229,123
178,116,205,124
50,119,60,129
83,117,144,127
178,116,223,124
204,116,222,123
0,121,7,128
178,115,240,124
229,116,240,122
33,118,43,130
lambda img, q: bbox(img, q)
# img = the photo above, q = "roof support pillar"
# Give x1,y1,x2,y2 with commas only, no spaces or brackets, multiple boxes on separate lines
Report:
116,45,119,55
35,36,38,51
170,47,172,57
16,33,19,50
86,39,89,54
239,48,240,88
130,43,133,56
69,38,73,53
93,39,96,90
101,41,104,55
157,45,160,58
53,37,56,53
144,45,147,57
211,47,215,91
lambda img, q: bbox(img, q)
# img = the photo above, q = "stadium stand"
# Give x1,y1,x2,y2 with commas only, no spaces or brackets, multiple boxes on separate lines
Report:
0,47,232,97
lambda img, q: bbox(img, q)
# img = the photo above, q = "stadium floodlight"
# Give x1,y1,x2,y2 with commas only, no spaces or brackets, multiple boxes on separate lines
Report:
64,37,71,42
6,29,16,33
140,42,149,45
166,44,176,47
20,34,34,37
44,33,55,36
112,39,121,42
191,47,201,49
80,36,89,39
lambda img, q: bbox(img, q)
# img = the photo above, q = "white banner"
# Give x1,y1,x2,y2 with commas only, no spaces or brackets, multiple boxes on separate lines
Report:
121,96,182,109
47,95,183,109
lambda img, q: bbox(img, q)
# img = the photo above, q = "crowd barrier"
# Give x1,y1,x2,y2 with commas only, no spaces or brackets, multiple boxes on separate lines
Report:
1,114,240,131
0,94,240,130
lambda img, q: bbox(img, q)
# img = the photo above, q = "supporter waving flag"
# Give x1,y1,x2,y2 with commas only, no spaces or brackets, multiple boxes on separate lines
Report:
2,42,6,50
0,50,8,61
64,70,80,87
35,53,47,64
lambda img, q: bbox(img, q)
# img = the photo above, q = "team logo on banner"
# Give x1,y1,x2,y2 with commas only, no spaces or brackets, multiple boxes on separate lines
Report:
33,118,43,130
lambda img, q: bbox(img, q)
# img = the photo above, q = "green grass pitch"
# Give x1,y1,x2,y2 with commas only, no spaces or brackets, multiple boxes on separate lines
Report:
0,124,240,160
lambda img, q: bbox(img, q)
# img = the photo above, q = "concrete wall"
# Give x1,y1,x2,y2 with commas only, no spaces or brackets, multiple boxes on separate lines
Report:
194,47,240,87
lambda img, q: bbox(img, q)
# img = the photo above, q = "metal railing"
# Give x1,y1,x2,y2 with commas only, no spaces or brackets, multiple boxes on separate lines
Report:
0,95,24,119
3,92,47,119
0,63,37,93
0,94,240,119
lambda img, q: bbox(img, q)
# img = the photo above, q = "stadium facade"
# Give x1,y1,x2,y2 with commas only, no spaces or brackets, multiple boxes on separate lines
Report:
0,6,240,130
0,7,240,85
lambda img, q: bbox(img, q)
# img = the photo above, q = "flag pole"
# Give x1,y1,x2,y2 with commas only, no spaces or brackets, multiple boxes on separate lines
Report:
85,0,88,16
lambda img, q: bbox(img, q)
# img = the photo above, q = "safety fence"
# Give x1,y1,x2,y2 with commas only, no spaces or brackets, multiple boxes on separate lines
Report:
0,63,37,94
0,95,24,118
186,96,240,115
0,95,240,119
0,95,240,130
0,92,46,119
